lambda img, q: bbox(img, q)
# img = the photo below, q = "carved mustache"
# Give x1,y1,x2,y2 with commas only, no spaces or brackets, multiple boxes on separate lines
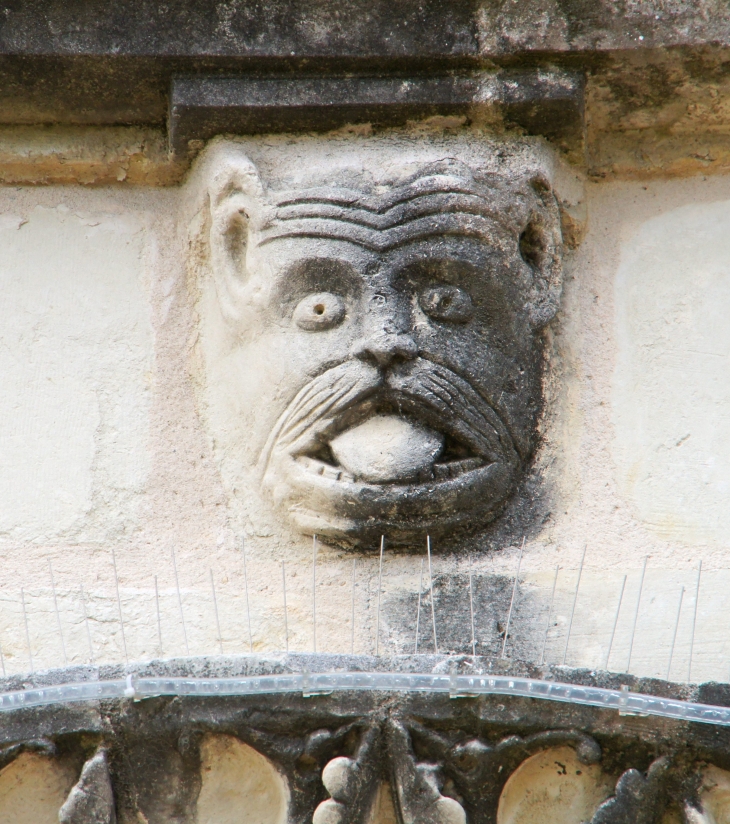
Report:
258,357,519,478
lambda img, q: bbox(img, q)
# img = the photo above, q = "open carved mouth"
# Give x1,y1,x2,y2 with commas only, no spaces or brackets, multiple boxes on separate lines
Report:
295,404,488,487
259,357,521,544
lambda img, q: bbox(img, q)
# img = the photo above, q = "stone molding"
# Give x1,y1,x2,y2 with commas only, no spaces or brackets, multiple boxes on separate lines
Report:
1,657,730,823
0,3,723,180
168,71,584,160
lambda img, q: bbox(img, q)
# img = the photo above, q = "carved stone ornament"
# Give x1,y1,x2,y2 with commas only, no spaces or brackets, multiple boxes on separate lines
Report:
2,659,730,824
187,137,564,546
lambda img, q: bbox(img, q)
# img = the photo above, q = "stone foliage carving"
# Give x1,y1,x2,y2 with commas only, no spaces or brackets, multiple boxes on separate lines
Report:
58,749,115,824
188,139,564,546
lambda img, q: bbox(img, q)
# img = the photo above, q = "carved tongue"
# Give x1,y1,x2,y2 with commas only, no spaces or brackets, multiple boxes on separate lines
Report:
329,414,444,484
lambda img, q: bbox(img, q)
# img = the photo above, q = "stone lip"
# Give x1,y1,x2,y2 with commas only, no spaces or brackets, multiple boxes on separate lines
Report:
328,414,445,484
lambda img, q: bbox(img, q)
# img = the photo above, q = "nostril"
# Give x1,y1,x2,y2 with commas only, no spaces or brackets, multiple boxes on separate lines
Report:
351,334,417,366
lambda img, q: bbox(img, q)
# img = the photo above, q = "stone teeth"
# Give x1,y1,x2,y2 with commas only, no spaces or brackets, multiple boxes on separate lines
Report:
297,456,321,472
455,458,483,473
297,456,356,483
432,458,483,480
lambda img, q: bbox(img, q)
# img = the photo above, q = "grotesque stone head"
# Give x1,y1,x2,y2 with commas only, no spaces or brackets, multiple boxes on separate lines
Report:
189,139,563,548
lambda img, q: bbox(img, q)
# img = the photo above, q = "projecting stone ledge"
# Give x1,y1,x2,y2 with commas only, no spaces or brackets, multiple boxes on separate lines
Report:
0,655,726,823
168,71,585,159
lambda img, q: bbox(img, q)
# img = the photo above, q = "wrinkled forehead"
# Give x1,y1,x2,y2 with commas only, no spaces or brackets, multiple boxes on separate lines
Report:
249,171,536,279
258,171,535,249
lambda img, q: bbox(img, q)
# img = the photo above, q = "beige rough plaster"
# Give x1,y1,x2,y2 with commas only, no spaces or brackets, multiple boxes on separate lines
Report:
197,734,289,824
613,198,730,545
0,752,76,824
496,746,613,824
0,126,181,186
501,173,730,682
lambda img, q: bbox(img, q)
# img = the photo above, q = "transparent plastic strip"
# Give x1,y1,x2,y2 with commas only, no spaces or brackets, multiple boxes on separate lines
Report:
0,671,728,727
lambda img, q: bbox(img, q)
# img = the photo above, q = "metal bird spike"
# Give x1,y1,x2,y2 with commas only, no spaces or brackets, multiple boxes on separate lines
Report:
154,575,163,658
414,559,424,654
375,536,384,656
312,534,317,654
282,562,289,655
667,585,685,681
171,547,189,656
426,536,438,654
540,564,560,666
242,536,253,653
210,569,223,655
501,537,525,659
562,545,586,666
21,587,33,672
468,555,476,658
79,584,95,664
688,561,703,683
112,548,129,663
350,559,356,655
604,574,627,671
626,556,648,674
48,560,67,667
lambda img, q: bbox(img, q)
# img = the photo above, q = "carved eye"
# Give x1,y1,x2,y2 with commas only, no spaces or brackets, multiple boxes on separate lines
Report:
419,285,473,323
293,292,346,331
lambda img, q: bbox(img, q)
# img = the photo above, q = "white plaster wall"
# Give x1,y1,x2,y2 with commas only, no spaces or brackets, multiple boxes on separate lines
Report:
515,174,730,683
0,205,151,542
613,199,730,544
5,147,730,684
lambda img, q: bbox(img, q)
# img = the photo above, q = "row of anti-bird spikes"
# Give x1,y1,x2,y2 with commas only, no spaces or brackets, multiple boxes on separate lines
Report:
307,536,707,684
0,536,712,681
8,533,485,672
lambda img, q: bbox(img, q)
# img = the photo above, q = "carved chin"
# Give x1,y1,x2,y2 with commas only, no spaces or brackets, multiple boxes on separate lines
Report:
261,410,520,547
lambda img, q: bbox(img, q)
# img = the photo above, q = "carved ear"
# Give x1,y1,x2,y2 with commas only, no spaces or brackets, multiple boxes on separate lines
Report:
207,153,266,324
518,176,563,330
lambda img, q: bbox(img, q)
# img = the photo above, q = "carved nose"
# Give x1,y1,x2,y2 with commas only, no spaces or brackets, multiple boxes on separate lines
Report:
351,332,418,368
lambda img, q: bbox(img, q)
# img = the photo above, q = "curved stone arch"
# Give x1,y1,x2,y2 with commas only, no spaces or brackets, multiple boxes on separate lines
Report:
196,733,290,824
0,750,77,824
497,745,614,824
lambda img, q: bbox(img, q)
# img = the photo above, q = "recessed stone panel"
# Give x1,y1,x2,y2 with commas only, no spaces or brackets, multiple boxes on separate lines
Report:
613,199,730,544
0,205,151,542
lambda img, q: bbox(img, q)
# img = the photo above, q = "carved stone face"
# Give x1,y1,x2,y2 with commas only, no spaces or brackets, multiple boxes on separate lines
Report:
194,143,563,547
